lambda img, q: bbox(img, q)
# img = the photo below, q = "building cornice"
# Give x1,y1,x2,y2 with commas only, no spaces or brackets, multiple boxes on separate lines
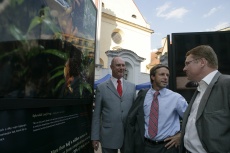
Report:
106,49,145,62
102,12,154,34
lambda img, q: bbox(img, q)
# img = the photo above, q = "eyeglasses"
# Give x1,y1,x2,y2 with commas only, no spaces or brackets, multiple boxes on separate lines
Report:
184,58,201,66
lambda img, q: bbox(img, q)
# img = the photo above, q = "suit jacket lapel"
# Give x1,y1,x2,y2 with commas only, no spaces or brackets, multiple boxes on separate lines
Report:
107,79,129,97
187,90,199,114
106,79,120,97
196,72,221,120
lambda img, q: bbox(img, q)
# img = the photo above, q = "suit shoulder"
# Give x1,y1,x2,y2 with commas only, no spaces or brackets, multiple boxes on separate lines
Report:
220,74,230,80
97,79,111,88
124,80,135,86
217,74,230,86
137,89,149,96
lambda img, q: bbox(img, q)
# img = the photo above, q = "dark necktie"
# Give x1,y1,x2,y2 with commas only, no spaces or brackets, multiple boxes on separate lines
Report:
148,91,160,138
117,79,122,96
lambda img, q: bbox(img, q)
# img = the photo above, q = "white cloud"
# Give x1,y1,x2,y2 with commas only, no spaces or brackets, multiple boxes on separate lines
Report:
203,6,222,18
166,8,188,19
156,2,171,17
206,22,230,31
156,2,188,20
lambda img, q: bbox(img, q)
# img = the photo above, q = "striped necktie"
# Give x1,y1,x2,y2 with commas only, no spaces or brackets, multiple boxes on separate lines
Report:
148,91,160,138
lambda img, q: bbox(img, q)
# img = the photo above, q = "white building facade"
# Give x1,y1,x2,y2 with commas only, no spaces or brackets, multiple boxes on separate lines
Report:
94,0,153,85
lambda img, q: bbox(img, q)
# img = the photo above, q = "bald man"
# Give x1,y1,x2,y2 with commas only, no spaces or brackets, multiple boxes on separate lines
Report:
91,57,136,153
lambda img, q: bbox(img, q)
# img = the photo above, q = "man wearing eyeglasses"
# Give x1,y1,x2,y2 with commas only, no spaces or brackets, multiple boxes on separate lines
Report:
179,45,230,153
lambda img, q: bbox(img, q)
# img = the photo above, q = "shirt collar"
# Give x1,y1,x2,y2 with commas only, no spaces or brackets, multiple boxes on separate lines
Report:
201,70,218,85
111,76,123,83
197,70,218,92
150,87,167,96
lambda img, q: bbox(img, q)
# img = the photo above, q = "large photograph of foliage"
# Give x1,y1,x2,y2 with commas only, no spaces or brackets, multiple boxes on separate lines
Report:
0,0,96,99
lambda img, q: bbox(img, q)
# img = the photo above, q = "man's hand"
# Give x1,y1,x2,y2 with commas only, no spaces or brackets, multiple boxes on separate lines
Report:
164,132,181,149
92,140,100,151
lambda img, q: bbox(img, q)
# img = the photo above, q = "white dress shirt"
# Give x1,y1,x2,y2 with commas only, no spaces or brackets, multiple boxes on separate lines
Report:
111,77,123,89
184,70,218,153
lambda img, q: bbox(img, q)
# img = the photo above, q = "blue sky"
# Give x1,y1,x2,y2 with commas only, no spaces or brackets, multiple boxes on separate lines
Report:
134,0,230,50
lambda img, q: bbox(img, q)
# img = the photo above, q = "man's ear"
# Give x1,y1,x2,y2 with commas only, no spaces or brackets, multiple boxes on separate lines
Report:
150,75,155,81
200,58,207,67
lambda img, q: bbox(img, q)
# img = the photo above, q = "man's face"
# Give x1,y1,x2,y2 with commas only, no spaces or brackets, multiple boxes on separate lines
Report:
110,57,126,79
183,55,202,82
151,67,169,90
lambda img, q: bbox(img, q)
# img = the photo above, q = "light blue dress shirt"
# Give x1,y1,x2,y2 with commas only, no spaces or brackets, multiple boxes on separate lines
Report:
144,87,188,141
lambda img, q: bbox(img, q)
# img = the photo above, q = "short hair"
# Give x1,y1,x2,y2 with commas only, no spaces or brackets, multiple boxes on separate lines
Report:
186,45,218,69
150,64,169,84
111,56,124,66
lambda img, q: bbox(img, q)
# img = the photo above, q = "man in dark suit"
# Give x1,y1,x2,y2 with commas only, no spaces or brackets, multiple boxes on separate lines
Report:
125,64,188,153
180,45,230,153
91,57,136,153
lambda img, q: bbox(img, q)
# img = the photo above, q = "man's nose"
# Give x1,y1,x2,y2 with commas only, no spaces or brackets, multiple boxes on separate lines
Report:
183,67,186,72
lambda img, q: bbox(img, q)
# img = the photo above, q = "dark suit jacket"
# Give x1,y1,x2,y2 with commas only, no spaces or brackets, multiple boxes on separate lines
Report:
124,89,148,153
180,72,230,153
